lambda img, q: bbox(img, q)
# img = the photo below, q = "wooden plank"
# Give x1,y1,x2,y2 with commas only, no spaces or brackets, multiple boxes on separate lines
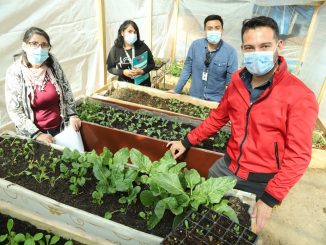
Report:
317,77,326,104
170,0,179,61
294,4,320,75
97,0,107,84
147,0,153,50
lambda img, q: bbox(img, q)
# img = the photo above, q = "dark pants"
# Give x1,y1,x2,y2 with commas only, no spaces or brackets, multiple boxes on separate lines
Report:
208,157,267,199
40,123,63,137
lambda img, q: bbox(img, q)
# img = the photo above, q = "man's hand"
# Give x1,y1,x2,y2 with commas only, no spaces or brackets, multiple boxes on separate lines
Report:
252,200,273,233
166,89,176,94
36,133,54,144
166,141,186,159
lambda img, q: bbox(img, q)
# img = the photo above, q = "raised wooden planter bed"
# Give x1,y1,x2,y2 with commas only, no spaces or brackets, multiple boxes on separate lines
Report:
92,81,218,121
0,126,256,245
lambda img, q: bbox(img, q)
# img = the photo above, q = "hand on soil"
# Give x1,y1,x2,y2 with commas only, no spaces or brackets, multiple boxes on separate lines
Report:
252,200,272,234
167,141,186,159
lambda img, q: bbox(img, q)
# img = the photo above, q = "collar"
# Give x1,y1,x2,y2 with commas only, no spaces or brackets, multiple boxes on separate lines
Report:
205,39,223,52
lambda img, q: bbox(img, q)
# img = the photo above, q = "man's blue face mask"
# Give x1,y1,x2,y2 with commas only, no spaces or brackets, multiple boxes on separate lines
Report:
206,31,221,45
243,50,277,76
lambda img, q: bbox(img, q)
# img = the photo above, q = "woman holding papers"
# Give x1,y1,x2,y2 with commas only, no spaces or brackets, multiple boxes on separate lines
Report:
5,27,81,144
107,20,155,86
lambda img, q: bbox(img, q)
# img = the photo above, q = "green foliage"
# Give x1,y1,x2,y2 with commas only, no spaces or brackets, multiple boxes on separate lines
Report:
133,150,237,230
60,148,92,194
166,61,184,77
1,135,237,233
0,218,70,245
312,130,326,149
213,130,231,149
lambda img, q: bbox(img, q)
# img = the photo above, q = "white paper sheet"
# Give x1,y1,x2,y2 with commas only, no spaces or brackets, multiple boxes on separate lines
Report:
54,126,84,152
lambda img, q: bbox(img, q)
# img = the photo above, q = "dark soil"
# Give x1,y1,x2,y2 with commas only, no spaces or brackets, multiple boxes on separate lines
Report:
0,213,80,244
77,99,229,153
0,136,174,238
0,136,250,240
105,88,212,119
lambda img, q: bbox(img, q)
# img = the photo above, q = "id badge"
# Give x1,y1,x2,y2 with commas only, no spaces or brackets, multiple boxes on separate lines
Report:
202,71,208,81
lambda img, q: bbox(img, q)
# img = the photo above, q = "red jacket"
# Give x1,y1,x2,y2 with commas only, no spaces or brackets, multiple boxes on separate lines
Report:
187,56,318,206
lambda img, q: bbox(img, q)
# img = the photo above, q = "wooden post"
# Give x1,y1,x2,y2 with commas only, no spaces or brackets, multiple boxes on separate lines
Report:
294,3,321,75
98,0,107,84
316,77,326,133
170,0,179,61
317,77,326,105
147,0,153,50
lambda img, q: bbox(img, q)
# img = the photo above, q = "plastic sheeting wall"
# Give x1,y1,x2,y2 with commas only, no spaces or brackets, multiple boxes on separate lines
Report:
105,0,175,61
298,4,326,127
175,0,254,63
0,0,102,127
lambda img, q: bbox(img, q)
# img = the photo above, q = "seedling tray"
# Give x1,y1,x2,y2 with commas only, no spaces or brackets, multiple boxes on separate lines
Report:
161,207,257,245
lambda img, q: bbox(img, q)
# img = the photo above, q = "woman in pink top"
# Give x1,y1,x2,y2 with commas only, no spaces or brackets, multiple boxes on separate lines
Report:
5,27,81,144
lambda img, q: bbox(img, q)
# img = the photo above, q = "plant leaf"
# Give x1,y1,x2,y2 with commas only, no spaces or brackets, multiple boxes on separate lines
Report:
33,233,43,241
184,169,201,190
130,148,152,173
151,172,185,195
140,190,156,206
113,147,129,165
49,235,60,245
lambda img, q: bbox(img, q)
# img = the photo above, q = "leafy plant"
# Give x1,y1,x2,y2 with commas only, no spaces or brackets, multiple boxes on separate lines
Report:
131,149,238,230
0,218,71,245
92,147,140,206
60,148,92,194
312,130,326,149
167,61,184,77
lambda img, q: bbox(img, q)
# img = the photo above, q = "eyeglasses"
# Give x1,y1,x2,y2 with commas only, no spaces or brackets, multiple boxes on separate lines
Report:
28,41,51,50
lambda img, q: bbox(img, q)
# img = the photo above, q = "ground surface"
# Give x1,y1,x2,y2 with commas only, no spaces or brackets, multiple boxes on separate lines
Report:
258,168,326,245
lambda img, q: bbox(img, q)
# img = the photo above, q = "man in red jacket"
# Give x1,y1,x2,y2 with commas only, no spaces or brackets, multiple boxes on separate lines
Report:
167,16,318,233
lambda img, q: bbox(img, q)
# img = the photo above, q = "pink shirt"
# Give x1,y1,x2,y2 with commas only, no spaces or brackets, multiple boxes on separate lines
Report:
31,78,61,130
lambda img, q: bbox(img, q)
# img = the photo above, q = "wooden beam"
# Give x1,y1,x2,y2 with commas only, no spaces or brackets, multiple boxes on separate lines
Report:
98,0,107,84
170,0,179,61
304,1,325,7
147,0,153,50
294,4,320,75
317,77,326,105
316,77,326,133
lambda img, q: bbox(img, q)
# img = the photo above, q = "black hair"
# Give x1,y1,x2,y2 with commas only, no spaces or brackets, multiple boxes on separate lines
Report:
15,27,53,68
204,15,224,29
114,20,143,48
241,16,279,42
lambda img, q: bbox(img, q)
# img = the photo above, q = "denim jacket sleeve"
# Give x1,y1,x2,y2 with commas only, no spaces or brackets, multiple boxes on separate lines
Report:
174,42,194,93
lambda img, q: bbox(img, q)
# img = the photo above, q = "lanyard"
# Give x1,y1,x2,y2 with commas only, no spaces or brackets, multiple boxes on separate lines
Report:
124,47,135,68
204,49,218,68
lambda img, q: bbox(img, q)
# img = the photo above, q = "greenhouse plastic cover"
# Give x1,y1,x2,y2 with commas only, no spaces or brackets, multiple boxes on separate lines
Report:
0,0,325,128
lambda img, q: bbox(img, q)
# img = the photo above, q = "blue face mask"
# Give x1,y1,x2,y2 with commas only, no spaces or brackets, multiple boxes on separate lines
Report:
124,33,137,45
25,48,49,65
206,31,221,45
243,51,276,76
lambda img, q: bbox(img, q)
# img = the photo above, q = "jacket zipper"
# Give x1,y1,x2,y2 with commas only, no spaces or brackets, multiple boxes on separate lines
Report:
235,85,274,175
274,142,280,169
235,105,252,175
